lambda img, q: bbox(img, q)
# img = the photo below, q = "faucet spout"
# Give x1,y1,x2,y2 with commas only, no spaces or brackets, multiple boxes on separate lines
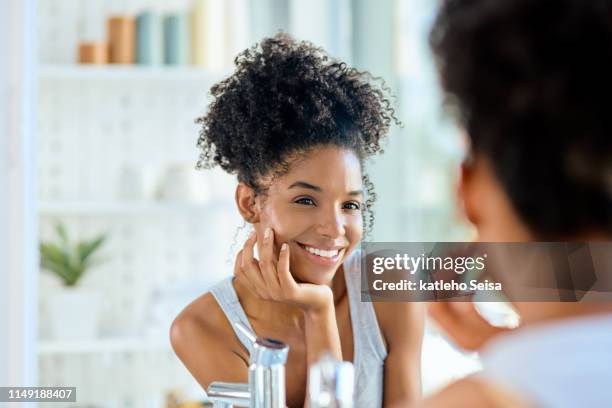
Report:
249,335,289,408
208,382,250,407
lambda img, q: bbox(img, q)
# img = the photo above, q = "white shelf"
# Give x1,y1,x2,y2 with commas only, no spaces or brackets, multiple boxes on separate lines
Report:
38,336,171,354
38,64,230,82
38,200,231,216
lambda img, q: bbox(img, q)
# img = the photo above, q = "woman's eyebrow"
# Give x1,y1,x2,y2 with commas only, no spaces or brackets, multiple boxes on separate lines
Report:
288,181,363,196
288,181,322,192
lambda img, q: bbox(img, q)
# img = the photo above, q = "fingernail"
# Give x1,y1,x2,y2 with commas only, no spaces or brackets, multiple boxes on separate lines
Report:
264,227,271,239
281,243,287,251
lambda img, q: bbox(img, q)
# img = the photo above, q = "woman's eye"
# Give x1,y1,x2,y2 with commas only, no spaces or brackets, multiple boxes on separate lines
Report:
295,197,316,206
343,202,362,211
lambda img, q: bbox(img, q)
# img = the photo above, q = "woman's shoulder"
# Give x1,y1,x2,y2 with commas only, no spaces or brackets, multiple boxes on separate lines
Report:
372,300,425,352
170,289,235,349
174,290,229,332
170,288,250,388
345,247,425,348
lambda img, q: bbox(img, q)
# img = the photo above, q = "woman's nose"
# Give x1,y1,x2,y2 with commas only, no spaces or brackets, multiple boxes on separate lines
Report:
316,208,346,238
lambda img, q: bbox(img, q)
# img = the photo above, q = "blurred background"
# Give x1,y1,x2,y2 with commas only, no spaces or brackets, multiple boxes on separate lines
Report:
1,0,503,407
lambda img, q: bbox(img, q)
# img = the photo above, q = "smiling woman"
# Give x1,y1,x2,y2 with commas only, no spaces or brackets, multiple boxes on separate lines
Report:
243,147,364,286
169,33,424,408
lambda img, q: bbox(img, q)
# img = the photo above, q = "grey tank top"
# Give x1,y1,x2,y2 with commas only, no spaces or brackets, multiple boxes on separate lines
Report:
210,249,388,407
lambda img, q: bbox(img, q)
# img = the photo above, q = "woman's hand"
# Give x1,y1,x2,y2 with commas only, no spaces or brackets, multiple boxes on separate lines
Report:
235,227,334,313
236,227,343,372
428,301,512,351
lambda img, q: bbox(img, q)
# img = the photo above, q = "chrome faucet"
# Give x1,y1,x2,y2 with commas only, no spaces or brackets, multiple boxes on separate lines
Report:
308,354,354,408
207,322,289,408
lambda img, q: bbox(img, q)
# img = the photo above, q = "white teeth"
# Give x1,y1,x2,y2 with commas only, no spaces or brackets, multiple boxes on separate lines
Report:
303,245,339,258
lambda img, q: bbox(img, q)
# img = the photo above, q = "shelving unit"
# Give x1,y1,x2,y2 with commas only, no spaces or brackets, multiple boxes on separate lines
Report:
36,3,244,405
39,200,231,216
39,64,229,82
38,337,171,355
36,58,239,403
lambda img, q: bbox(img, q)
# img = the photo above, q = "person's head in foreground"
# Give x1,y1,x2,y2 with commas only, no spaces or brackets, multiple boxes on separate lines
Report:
172,33,424,408
420,0,612,407
432,0,612,242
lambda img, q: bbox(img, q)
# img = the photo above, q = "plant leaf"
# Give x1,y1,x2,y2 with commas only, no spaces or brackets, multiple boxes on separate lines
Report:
40,243,68,267
55,223,69,245
77,235,106,265
40,225,108,286
40,257,73,285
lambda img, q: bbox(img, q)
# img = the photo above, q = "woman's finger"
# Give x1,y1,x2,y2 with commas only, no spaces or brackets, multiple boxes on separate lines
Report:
258,227,281,294
241,232,268,299
278,243,297,294
428,301,505,351
234,249,259,295
233,249,243,276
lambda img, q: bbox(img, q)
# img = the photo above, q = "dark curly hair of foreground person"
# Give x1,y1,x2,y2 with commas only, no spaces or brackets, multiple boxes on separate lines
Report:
196,33,398,234
431,0,612,238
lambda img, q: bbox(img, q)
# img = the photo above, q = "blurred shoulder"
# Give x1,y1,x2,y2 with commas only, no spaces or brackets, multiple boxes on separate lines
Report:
415,376,533,408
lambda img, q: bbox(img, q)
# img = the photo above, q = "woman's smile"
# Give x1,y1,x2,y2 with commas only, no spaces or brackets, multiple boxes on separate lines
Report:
295,242,346,267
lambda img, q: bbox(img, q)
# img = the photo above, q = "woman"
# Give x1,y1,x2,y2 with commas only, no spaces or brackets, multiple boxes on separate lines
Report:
170,33,424,408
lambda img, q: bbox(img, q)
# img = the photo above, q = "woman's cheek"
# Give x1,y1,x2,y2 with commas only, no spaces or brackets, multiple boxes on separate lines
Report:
348,215,363,241
260,205,295,235
269,215,310,243
261,218,298,253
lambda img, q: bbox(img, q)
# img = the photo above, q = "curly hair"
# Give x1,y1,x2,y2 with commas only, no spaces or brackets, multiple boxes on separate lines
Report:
430,0,612,238
196,33,397,234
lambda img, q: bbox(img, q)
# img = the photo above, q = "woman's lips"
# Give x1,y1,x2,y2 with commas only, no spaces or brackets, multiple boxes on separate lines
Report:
296,242,345,266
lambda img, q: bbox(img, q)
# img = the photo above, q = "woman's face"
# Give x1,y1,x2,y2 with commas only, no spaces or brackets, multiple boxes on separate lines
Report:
253,146,364,285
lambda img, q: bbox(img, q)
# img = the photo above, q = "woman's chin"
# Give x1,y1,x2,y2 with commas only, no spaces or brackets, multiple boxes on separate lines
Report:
291,267,337,286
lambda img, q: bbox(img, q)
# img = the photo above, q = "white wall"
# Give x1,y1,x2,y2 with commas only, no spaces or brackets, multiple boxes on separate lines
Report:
352,0,403,241
0,0,38,393
289,0,352,63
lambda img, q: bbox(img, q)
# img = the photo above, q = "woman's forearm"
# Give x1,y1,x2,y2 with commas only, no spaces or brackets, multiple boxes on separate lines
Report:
303,302,343,365
302,303,343,408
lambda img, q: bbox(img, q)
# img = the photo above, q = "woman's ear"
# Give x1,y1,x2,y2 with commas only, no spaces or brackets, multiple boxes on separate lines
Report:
235,182,260,224
459,157,479,226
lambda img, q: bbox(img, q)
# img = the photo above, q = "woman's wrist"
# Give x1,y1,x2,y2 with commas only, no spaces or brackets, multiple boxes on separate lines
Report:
303,296,334,320
302,296,343,362
300,286,334,316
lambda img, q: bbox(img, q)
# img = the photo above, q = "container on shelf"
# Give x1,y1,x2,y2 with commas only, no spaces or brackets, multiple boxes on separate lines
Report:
191,0,225,70
108,16,136,64
78,42,109,64
163,13,190,65
117,164,158,201
47,287,101,340
136,11,163,65
156,163,209,203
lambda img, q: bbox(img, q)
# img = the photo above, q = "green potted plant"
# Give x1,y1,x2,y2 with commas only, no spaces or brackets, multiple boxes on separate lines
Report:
40,223,107,340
